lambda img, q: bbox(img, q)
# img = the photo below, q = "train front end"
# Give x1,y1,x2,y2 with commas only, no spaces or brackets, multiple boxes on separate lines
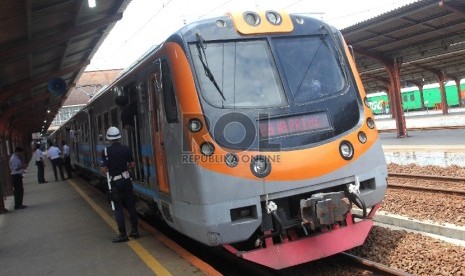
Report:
170,11,387,269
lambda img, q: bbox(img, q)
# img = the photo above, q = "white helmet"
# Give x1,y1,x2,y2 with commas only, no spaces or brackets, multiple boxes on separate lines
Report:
106,126,121,140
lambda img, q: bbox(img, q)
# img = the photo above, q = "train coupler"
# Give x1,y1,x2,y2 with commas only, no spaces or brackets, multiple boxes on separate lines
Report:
300,191,351,230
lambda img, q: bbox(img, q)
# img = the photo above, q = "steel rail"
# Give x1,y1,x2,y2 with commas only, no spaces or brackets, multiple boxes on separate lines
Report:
388,182,465,195
389,173,465,182
340,253,412,276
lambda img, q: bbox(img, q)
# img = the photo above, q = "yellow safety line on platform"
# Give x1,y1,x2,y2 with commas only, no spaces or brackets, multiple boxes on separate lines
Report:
68,179,172,276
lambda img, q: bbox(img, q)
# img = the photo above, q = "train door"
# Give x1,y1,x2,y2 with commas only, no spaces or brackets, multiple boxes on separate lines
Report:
121,83,144,182
150,59,170,194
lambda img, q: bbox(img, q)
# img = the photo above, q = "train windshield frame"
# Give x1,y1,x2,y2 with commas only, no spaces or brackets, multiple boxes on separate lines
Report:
189,39,287,109
190,35,348,110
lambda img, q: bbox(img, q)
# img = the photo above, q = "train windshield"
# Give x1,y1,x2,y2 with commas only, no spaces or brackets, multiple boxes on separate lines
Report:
272,36,347,103
190,40,286,109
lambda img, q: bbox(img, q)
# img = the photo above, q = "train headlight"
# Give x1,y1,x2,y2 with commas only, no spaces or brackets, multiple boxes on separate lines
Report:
366,117,375,129
339,141,354,160
225,153,239,167
358,131,367,144
250,155,271,178
188,119,202,132
200,142,214,156
243,12,261,26
363,96,370,107
265,11,282,25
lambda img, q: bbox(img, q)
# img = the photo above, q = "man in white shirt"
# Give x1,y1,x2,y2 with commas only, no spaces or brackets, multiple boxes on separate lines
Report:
35,143,47,183
9,147,27,209
61,141,72,179
47,141,65,181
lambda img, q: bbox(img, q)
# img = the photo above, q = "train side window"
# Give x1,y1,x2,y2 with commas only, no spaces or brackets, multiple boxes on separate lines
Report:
97,115,103,141
103,112,110,139
161,60,178,123
111,108,118,127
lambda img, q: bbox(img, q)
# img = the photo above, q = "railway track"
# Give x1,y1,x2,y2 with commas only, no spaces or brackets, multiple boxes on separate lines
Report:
340,253,412,276
388,172,465,195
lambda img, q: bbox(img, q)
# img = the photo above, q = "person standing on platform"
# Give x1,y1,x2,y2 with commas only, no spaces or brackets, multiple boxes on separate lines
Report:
47,141,65,181
100,126,139,243
35,144,47,183
9,147,27,210
61,141,72,179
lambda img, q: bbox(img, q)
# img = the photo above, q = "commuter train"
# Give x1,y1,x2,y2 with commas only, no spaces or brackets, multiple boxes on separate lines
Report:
51,11,387,269
367,82,465,114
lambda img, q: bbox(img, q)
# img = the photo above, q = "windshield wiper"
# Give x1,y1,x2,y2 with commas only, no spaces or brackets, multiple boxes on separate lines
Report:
195,33,226,101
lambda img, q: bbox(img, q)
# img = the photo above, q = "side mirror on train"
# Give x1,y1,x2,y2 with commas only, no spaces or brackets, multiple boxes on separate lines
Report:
348,45,355,61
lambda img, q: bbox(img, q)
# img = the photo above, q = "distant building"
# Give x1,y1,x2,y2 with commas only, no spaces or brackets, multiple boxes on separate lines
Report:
49,69,122,130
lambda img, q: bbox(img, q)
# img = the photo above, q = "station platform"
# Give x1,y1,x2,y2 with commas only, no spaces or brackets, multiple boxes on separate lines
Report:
0,158,220,276
375,107,465,166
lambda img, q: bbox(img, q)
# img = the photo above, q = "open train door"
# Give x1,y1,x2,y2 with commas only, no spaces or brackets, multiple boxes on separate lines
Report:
150,59,170,194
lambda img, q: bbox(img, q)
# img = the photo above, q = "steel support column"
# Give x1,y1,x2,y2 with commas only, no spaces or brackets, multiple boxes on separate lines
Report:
454,78,463,107
436,74,448,114
385,58,407,137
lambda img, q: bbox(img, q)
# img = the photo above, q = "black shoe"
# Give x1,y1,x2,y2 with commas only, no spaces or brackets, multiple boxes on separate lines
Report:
112,233,129,243
14,205,27,210
129,231,140,239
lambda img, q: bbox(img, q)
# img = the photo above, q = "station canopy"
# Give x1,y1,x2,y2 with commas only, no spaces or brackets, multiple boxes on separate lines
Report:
342,0,465,93
0,0,464,139
0,0,130,138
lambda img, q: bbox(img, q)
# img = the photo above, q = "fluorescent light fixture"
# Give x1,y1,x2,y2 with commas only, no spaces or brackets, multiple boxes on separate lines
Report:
88,0,96,8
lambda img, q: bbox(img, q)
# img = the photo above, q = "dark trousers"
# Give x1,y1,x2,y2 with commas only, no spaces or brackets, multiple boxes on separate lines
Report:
51,158,65,181
11,174,24,208
112,179,138,234
63,156,72,178
36,161,46,183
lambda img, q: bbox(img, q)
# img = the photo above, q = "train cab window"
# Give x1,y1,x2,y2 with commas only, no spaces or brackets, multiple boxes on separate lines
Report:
403,95,408,102
273,36,346,104
161,60,178,123
189,40,286,109
410,94,415,101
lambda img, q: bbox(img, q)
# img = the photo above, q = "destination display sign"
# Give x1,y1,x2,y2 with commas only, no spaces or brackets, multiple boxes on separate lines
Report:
259,112,330,138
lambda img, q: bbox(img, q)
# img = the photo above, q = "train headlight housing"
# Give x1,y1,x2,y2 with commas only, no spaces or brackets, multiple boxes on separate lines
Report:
250,155,271,178
366,117,375,129
200,142,214,156
339,141,354,160
225,153,239,167
358,131,367,144
265,11,282,25
243,11,261,26
188,119,202,132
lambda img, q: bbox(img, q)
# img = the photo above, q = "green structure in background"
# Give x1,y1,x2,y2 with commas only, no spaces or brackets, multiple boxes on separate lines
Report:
367,83,465,114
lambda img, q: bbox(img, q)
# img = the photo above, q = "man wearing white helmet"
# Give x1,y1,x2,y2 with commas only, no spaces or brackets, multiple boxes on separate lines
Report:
101,126,139,242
